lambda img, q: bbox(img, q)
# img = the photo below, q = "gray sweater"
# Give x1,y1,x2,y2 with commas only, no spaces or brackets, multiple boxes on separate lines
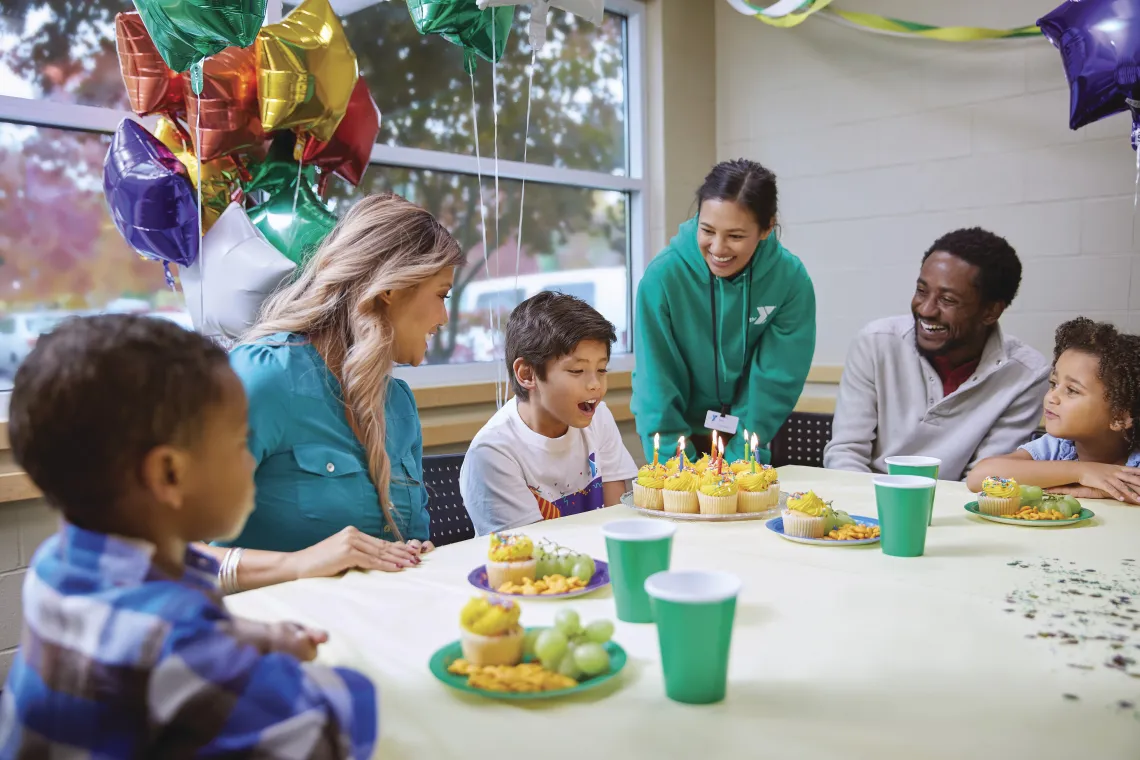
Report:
823,315,1050,481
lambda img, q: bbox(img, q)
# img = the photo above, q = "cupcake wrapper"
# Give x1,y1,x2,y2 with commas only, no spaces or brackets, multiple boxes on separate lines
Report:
698,493,738,515
782,510,827,538
663,490,699,514
739,485,780,513
460,627,524,667
634,483,665,510
978,495,1020,517
486,558,537,590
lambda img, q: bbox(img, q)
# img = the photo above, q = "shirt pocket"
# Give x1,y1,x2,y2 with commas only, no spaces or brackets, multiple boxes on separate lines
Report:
388,453,430,541
291,443,369,525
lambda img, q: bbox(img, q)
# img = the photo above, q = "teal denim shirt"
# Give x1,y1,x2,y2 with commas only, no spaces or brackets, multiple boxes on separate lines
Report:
222,333,430,552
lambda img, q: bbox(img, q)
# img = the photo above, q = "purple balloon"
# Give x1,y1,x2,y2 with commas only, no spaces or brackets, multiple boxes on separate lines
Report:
1038,0,1140,146
103,119,200,273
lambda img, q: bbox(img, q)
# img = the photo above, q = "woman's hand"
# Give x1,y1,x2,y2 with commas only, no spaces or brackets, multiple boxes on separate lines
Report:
290,526,422,579
1077,463,1140,505
406,539,435,555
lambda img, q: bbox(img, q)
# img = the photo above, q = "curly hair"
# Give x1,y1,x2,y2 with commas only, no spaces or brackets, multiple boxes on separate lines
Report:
923,227,1022,306
1054,317,1140,450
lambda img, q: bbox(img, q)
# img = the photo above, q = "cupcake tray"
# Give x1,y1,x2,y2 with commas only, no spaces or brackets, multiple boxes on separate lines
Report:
619,490,786,522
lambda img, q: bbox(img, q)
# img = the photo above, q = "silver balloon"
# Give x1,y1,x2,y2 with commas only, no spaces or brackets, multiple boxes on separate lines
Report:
180,202,296,339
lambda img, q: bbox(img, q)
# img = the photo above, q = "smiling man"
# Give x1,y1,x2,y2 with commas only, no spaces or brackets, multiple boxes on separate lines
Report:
823,228,1050,481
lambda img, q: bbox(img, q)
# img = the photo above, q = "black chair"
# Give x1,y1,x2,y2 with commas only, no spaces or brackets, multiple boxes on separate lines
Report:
768,412,834,469
422,453,475,547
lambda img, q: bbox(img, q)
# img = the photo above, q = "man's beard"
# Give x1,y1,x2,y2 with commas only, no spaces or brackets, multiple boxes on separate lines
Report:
912,315,963,359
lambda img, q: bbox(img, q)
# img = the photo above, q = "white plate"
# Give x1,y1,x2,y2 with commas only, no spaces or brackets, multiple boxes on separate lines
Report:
619,491,783,522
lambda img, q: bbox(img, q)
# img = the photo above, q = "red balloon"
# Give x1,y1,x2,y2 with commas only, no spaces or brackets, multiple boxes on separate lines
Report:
301,76,379,192
115,12,184,117
184,45,264,163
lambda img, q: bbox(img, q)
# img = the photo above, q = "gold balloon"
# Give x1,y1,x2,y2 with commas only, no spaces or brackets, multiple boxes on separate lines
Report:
153,116,243,231
256,0,358,142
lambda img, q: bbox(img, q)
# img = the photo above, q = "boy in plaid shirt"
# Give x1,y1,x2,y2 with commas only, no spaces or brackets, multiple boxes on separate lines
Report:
0,315,376,758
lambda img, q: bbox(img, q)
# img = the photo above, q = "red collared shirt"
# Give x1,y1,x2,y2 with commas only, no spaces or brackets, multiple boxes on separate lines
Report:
930,355,980,396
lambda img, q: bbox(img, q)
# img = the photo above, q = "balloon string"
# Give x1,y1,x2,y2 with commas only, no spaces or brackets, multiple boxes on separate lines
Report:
515,50,535,348
492,20,504,409
293,149,303,217
195,89,205,322
470,69,498,408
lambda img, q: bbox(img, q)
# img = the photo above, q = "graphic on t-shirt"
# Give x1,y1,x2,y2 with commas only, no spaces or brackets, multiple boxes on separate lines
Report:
531,453,603,521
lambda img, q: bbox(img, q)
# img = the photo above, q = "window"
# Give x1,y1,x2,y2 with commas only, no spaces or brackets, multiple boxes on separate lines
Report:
0,0,645,387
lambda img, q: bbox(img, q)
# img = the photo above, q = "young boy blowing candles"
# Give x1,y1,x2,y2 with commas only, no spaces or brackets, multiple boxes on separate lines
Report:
460,292,638,534
0,315,377,758
967,317,1140,504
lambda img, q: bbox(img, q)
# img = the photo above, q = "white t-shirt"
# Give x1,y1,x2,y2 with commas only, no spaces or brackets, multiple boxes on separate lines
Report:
460,398,639,535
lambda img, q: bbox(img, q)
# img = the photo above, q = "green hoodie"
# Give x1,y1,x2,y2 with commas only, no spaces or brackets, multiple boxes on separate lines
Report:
631,217,816,464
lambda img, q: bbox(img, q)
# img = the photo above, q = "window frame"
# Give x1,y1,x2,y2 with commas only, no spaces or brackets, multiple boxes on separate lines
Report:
0,0,647,389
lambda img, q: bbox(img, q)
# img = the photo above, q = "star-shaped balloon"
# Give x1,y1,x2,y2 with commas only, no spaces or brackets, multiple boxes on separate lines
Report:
301,76,380,194
180,203,296,339
133,0,269,73
185,45,264,162
1039,0,1140,145
153,116,243,232
115,12,185,117
248,179,338,266
103,119,199,276
244,131,318,196
256,0,359,143
407,0,514,70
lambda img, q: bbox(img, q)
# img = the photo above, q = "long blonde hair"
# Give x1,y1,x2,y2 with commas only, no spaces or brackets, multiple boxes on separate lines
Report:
245,193,464,541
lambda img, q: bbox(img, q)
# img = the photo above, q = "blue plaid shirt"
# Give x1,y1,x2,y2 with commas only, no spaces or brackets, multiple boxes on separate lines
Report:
0,524,377,759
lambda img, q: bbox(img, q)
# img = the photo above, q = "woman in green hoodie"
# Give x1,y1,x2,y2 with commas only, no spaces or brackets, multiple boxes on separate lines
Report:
632,159,816,464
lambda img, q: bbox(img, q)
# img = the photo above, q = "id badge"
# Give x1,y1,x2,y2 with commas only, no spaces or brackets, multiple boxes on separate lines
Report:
704,410,739,435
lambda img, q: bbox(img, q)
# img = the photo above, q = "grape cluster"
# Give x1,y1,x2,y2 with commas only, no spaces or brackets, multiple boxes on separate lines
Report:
524,609,615,683
535,540,596,583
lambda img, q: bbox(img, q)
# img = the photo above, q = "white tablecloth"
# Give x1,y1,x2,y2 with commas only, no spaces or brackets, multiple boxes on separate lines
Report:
227,466,1140,759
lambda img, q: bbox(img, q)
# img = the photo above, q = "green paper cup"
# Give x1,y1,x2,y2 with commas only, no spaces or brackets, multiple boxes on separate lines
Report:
602,520,676,623
885,456,941,526
874,475,936,557
645,570,741,704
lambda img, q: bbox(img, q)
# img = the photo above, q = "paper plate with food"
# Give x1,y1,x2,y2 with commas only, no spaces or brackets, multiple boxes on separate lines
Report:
468,534,610,599
766,490,881,545
429,598,627,701
965,482,1094,526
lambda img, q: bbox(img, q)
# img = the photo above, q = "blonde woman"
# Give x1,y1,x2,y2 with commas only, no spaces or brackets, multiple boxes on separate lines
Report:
206,193,465,592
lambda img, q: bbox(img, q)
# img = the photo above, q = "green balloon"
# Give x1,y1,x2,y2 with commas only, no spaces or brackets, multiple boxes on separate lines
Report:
244,133,319,197
134,0,269,73
406,0,514,70
248,181,337,266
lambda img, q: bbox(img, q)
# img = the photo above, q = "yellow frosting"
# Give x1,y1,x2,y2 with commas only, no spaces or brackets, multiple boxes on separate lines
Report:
460,596,521,636
488,533,534,562
758,465,779,487
981,477,1018,499
700,480,739,497
700,469,734,487
691,454,712,473
734,472,769,492
787,491,830,516
729,460,752,475
637,464,668,489
663,470,700,492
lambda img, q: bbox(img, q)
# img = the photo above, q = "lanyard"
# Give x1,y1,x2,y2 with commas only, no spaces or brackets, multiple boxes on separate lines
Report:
708,258,755,414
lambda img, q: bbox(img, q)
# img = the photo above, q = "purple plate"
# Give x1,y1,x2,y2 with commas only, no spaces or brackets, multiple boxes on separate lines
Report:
467,560,610,600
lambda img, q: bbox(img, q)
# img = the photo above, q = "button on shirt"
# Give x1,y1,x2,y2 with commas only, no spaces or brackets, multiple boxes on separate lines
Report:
224,333,431,551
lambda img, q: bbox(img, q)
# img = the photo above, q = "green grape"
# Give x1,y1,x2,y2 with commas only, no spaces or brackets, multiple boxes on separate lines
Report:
571,558,595,583
555,553,576,577
534,629,568,663
573,642,610,676
584,620,614,644
554,609,581,637
535,556,556,579
540,652,563,672
557,653,583,681
523,628,543,658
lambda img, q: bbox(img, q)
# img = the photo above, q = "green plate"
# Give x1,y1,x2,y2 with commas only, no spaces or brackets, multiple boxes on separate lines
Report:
964,501,1095,526
429,628,627,700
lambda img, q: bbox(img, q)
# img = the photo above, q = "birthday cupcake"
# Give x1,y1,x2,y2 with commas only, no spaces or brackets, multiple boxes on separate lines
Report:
698,477,739,515
729,459,753,476
634,463,667,510
662,469,700,514
459,596,524,666
486,533,537,589
690,454,713,474
782,491,833,539
978,477,1020,517
736,464,780,513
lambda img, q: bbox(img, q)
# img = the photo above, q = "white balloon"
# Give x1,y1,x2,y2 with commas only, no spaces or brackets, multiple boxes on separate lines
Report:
477,0,604,51
180,203,296,340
